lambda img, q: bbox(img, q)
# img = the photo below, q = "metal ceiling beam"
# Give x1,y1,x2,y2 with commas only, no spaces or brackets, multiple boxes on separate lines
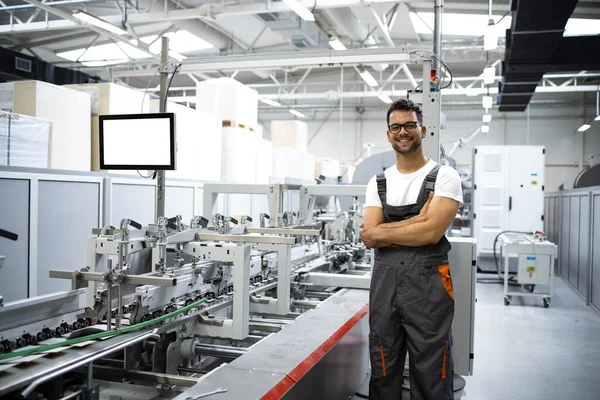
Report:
17,0,158,61
0,0,405,33
369,6,394,48
180,48,414,73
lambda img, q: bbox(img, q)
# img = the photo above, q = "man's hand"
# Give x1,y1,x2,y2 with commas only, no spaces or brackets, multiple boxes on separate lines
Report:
360,225,380,248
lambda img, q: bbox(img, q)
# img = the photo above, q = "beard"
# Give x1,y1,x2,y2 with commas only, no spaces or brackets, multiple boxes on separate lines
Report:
391,134,422,155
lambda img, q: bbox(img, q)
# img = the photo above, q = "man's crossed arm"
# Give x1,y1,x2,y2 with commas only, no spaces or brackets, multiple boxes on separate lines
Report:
360,193,459,248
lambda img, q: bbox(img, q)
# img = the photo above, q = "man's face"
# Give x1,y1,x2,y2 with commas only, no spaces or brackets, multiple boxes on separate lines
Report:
386,110,426,155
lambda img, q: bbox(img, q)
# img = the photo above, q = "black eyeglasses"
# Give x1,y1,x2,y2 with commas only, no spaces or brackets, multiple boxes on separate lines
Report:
388,122,419,134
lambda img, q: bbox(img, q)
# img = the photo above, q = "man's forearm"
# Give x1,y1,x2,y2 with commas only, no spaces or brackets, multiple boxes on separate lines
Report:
378,215,424,229
375,220,439,247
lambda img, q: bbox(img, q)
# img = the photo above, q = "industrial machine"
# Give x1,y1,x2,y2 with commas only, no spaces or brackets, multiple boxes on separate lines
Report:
0,180,476,400
499,232,557,308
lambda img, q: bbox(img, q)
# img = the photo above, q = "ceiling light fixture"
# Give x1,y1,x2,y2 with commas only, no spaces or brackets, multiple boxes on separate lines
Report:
289,109,306,118
281,0,315,22
378,94,393,104
483,114,492,123
578,124,591,132
594,115,600,121
483,66,495,85
260,98,282,107
358,67,378,87
482,95,493,109
328,37,347,51
481,125,490,133
73,11,127,35
484,20,499,50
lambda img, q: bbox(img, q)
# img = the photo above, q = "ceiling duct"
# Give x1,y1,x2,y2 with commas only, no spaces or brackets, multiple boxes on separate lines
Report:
255,11,322,49
497,0,581,112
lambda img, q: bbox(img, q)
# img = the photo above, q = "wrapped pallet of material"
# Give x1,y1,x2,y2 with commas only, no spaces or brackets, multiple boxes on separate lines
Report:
315,158,341,179
196,77,258,127
270,120,307,152
65,82,150,174
0,81,91,171
272,146,303,179
255,139,273,184
302,153,316,182
0,112,51,168
221,127,258,217
150,100,222,182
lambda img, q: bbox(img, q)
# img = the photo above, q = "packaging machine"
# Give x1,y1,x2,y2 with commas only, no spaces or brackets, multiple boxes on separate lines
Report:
0,181,476,400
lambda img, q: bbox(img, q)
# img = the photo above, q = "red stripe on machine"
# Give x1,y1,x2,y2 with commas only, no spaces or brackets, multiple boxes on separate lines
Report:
260,303,369,400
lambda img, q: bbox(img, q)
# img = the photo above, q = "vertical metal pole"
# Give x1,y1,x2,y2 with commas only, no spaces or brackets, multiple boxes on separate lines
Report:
340,66,344,163
106,282,112,331
156,37,168,219
116,284,123,330
87,362,93,387
587,191,593,306
433,0,443,70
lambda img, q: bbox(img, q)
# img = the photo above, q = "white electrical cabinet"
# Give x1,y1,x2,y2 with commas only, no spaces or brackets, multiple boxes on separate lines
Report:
472,145,546,257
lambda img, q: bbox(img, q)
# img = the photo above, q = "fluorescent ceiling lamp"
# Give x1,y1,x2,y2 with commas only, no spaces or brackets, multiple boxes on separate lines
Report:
409,12,512,37
57,41,152,63
483,114,492,123
482,95,493,109
328,37,347,51
483,22,499,51
281,0,315,22
483,66,495,85
141,31,214,56
358,68,378,87
260,98,282,107
289,109,305,118
481,125,490,133
578,124,591,132
564,18,600,37
594,115,600,121
73,11,127,35
378,94,393,104
81,60,127,67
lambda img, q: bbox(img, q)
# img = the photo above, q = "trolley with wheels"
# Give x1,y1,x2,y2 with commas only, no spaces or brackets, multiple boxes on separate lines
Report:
500,233,557,308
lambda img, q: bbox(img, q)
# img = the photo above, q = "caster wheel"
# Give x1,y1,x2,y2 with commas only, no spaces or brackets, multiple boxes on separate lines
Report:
504,297,510,306
543,298,550,308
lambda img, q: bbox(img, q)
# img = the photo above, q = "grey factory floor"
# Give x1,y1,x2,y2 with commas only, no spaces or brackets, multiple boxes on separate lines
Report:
352,274,600,400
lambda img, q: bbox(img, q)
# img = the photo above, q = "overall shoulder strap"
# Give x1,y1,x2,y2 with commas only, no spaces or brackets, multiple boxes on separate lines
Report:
375,172,387,205
417,164,441,204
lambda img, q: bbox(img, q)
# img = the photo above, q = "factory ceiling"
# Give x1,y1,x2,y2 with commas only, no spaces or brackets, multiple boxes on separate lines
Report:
0,0,599,113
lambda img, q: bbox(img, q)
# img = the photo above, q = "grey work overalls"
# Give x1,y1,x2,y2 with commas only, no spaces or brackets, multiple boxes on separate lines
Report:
369,164,455,400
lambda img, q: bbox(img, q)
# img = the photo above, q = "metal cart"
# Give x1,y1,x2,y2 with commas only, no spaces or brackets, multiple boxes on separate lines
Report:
500,233,558,308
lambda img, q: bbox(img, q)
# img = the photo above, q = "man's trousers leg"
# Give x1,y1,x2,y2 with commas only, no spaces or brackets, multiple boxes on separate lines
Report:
369,264,406,400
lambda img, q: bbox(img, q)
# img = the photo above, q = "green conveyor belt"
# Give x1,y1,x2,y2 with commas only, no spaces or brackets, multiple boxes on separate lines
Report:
0,298,207,362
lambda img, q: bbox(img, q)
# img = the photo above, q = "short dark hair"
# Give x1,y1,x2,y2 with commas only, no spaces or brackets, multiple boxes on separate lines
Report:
386,99,423,126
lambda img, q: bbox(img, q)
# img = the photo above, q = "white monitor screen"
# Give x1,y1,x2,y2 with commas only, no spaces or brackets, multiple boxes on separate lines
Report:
99,113,175,170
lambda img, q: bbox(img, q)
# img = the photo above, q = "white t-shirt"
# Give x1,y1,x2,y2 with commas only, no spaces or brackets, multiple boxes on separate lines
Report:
365,159,463,208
